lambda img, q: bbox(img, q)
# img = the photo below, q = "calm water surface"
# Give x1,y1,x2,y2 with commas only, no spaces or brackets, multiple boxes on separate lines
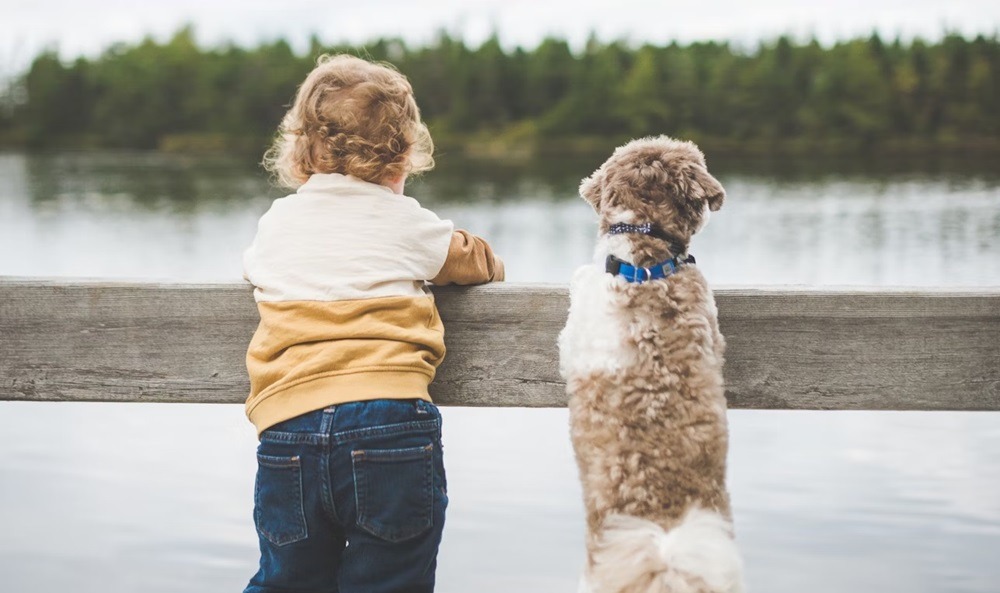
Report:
1,151,999,593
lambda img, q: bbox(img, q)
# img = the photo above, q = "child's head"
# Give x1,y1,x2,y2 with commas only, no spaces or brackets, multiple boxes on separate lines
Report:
264,54,434,189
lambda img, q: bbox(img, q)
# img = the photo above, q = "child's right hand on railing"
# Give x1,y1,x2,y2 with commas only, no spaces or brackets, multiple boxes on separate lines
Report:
430,230,504,285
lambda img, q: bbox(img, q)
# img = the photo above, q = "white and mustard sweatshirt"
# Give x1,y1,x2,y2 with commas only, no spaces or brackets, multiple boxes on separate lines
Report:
243,173,504,435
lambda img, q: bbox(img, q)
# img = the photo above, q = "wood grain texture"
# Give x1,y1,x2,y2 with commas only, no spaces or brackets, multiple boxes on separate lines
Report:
1,279,998,410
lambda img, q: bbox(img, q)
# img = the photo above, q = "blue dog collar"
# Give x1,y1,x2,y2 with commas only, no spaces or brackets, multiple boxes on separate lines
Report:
605,254,695,284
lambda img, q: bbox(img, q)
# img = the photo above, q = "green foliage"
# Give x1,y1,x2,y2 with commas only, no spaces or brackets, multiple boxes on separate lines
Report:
5,29,999,154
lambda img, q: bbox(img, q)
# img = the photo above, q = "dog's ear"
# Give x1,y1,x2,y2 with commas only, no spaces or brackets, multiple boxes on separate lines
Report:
692,165,725,211
579,167,605,212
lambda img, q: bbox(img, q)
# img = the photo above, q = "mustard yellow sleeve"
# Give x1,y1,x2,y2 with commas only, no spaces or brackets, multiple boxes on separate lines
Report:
430,230,505,285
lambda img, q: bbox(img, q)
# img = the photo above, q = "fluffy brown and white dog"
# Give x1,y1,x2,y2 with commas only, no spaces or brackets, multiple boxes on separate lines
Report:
558,136,743,593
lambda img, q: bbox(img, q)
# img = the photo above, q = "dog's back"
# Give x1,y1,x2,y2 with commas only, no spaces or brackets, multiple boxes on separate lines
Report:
562,266,740,593
559,136,743,593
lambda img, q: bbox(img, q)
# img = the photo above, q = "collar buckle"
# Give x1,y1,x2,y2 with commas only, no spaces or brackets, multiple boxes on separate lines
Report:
605,255,694,284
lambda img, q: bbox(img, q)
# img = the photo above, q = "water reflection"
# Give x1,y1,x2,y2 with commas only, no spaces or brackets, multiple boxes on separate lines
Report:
2,151,998,286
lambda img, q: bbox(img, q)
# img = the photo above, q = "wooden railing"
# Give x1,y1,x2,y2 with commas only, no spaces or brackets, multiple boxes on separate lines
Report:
1,279,998,411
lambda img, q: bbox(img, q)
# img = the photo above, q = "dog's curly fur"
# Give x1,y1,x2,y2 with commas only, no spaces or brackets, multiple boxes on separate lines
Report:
559,136,744,593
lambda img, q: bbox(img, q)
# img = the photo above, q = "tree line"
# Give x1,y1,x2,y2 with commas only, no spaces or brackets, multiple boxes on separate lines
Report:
1,27,998,155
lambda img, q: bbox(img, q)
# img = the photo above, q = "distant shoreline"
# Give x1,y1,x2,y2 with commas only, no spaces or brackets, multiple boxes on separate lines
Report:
433,132,1000,161
3,131,998,162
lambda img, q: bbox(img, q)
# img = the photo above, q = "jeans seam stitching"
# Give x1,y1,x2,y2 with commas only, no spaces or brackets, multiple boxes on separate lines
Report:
321,447,340,525
332,418,440,445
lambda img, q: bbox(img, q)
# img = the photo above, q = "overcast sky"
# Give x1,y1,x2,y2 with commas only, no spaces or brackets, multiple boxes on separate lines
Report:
2,0,998,76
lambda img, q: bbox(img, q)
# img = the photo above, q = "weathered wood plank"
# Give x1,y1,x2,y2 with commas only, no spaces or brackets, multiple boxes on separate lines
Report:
1,279,998,410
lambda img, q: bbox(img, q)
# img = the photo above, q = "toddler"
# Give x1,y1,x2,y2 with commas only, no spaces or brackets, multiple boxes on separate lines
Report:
242,54,504,593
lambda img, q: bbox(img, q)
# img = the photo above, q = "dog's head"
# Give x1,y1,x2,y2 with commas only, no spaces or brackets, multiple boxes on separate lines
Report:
580,136,724,267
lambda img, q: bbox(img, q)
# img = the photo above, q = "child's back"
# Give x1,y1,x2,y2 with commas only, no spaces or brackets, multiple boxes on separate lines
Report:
242,54,503,593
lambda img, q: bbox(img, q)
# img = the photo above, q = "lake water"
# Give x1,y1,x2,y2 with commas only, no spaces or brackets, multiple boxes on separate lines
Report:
1,151,999,593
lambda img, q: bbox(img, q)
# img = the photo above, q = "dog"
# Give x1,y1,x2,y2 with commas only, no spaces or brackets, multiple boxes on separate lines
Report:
558,136,743,593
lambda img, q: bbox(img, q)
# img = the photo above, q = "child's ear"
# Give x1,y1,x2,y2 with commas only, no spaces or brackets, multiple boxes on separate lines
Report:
693,165,725,211
579,167,606,212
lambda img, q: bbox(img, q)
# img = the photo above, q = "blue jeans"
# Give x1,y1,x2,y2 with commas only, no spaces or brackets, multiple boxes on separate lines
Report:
244,399,448,593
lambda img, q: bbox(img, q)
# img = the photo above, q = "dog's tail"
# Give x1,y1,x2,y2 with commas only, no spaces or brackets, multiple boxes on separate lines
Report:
588,507,744,593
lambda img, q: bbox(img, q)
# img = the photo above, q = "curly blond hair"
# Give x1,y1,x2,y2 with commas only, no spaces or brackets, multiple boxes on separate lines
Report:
263,54,434,189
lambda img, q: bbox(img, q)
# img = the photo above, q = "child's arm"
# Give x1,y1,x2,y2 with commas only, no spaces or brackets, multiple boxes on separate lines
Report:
430,230,505,285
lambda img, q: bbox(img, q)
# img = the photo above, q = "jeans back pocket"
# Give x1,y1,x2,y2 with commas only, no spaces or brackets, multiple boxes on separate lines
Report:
351,443,434,542
254,454,308,546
